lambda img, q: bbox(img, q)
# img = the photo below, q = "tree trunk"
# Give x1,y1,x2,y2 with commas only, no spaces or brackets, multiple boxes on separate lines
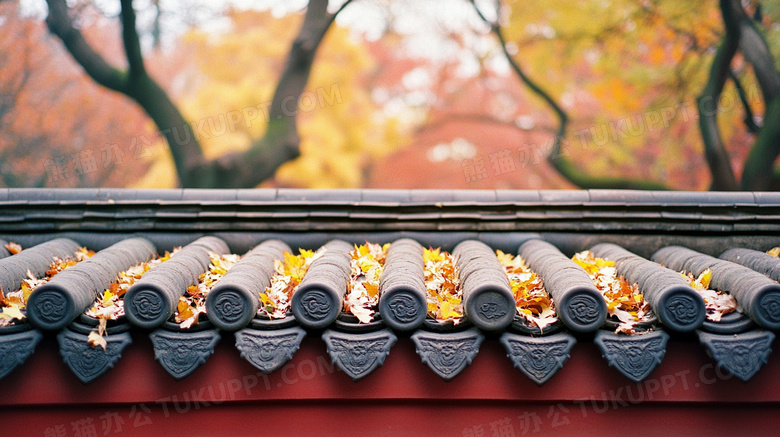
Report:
741,99,780,190
125,75,207,187
697,0,740,191
198,0,341,188
45,0,350,188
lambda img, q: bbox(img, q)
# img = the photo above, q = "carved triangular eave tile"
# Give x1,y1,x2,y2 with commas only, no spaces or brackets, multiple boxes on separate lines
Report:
321,329,397,381
697,329,775,382
58,329,132,384
0,329,43,380
235,326,307,374
594,329,669,383
411,328,485,381
500,331,576,385
150,329,221,380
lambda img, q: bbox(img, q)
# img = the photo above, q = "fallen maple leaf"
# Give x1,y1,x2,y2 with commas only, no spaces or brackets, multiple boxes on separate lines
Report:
260,248,325,319
497,250,557,331
4,242,21,255
345,292,374,323
344,242,388,323
573,251,651,334
0,305,24,322
684,269,737,322
87,330,107,350
424,247,463,323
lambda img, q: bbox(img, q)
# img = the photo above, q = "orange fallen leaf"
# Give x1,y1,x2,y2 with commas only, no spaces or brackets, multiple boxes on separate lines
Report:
4,242,21,255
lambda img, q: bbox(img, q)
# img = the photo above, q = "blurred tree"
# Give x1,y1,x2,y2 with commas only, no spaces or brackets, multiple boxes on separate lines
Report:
706,0,780,190
133,8,402,189
13,0,779,190
0,1,153,188
44,0,356,188
473,0,779,190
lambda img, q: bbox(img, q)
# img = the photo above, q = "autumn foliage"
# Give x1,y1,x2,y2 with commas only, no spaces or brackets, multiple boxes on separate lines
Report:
2,1,780,189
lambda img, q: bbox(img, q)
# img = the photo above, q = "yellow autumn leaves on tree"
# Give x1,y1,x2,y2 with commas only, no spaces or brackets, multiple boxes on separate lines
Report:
135,9,404,189
501,0,747,189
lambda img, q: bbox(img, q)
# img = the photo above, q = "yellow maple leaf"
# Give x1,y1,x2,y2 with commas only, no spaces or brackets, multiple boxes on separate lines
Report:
439,299,461,320
356,244,370,257
423,247,444,263
698,269,712,289
21,282,33,304
496,250,514,266
359,258,376,273
0,304,25,322
365,282,379,298
102,290,115,307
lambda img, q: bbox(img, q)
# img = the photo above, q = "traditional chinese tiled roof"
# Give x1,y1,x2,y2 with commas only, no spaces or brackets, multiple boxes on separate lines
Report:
1,189,778,436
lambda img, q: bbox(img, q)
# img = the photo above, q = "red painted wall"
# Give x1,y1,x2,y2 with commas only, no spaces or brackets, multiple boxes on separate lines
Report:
2,334,778,436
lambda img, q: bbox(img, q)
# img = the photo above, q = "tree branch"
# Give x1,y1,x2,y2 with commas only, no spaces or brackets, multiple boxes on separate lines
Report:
203,0,354,188
715,0,780,190
742,98,780,190
120,0,146,78
472,0,668,190
738,18,780,104
47,0,355,188
45,0,125,92
151,0,162,51
729,69,760,133
46,0,207,187
696,0,740,191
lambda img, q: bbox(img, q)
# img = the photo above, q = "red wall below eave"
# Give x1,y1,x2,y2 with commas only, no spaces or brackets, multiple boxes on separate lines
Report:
1,333,778,436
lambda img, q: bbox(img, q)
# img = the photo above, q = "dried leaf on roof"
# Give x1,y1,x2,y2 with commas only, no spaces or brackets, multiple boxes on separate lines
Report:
767,247,780,258
424,247,463,324
175,252,240,329
84,249,179,344
3,242,22,255
344,242,390,323
87,318,108,351
0,292,24,325
496,250,557,331
0,247,91,328
573,251,653,335
683,269,737,322
260,248,325,319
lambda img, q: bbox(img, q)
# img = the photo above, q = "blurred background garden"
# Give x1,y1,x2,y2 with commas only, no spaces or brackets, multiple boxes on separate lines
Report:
1,0,779,190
